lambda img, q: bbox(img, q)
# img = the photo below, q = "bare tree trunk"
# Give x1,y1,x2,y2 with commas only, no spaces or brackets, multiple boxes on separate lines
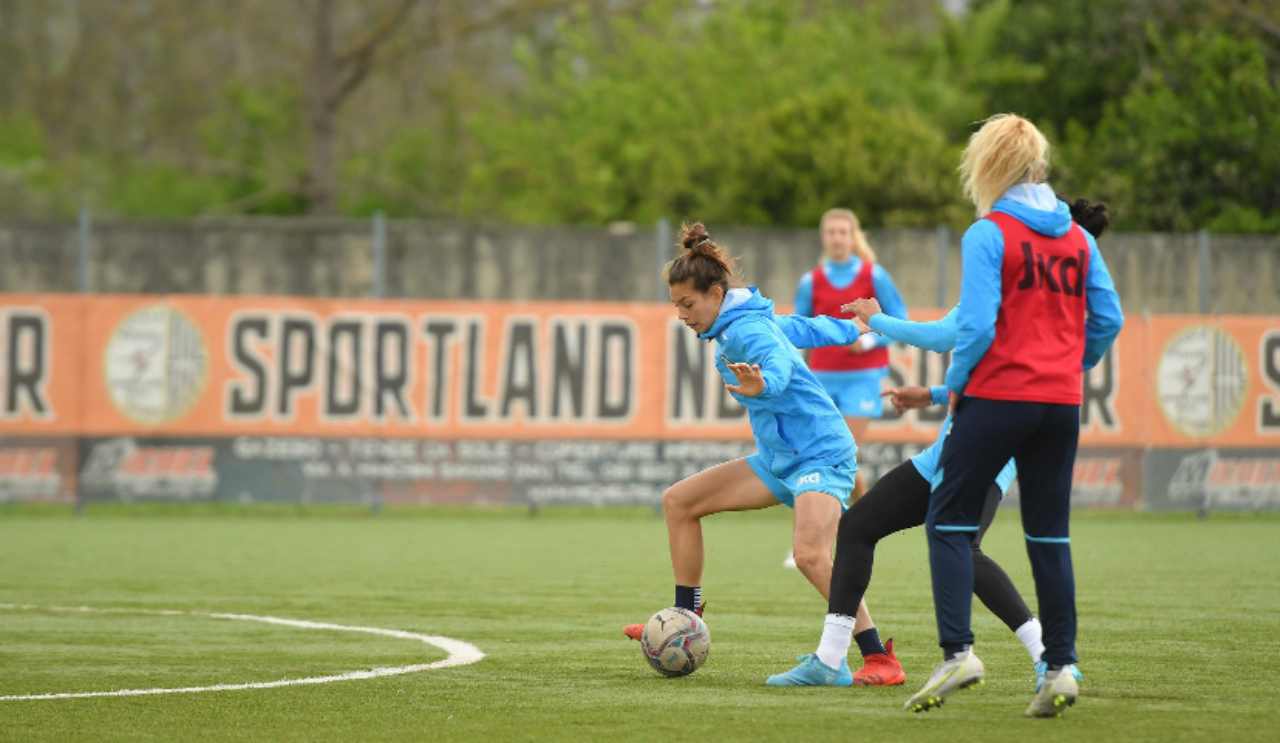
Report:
306,0,338,215
299,0,572,216
0,0,17,106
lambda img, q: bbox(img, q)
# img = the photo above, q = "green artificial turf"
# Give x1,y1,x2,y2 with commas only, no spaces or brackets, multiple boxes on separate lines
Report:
1,509,1277,741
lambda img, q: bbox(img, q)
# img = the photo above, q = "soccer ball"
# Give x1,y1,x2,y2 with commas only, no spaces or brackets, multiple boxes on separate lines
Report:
639,607,710,677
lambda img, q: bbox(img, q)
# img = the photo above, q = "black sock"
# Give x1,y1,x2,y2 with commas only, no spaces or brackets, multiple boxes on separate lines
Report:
854,627,886,657
675,585,701,612
943,643,968,661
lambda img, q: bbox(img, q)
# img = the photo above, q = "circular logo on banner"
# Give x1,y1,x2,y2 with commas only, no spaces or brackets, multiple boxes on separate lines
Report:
1155,325,1248,438
104,305,209,425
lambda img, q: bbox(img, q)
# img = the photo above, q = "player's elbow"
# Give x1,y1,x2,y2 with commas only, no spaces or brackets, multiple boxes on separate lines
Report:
1093,306,1124,340
1109,305,1126,335
921,336,954,354
970,327,996,356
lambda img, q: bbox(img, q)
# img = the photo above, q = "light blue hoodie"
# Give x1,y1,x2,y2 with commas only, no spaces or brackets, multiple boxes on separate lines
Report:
944,183,1125,395
868,308,1016,493
700,287,857,477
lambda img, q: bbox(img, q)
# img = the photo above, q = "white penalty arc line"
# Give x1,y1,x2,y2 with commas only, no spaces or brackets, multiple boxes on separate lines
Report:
0,603,484,702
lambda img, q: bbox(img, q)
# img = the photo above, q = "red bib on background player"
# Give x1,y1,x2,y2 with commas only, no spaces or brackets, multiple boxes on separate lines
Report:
809,260,888,372
965,212,1090,405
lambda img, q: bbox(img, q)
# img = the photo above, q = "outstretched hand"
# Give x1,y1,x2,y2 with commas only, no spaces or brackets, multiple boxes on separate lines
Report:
840,297,883,328
881,386,933,414
725,362,765,397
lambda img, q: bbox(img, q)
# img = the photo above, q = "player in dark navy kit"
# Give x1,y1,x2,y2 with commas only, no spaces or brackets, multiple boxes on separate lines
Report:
904,115,1124,718
765,197,1111,690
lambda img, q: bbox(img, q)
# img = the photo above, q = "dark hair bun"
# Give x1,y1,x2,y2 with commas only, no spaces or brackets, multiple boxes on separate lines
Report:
666,221,738,293
1069,198,1111,238
680,222,712,252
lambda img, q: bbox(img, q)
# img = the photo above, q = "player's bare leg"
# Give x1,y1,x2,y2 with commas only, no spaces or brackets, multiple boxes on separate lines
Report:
624,459,776,640
665,459,778,587
846,417,872,501
786,416,871,568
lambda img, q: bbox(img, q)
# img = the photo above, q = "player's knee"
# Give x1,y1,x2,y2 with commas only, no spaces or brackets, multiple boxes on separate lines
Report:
792,541,829,574
661,485,692,520
837,510,874,546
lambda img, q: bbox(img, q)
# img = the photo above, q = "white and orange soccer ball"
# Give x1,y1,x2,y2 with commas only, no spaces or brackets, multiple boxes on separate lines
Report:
639,607,710,677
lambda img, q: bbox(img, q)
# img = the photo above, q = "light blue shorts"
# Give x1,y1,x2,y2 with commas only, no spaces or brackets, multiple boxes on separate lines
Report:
813,370,886,418
746,454,856,511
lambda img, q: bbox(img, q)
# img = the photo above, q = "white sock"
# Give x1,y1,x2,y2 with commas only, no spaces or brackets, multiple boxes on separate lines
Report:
815,613,855,669
1015,618,1045,663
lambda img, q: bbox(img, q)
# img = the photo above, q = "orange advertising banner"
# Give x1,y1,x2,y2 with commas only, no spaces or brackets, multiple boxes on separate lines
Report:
2,294,1278,449
0,296,85,435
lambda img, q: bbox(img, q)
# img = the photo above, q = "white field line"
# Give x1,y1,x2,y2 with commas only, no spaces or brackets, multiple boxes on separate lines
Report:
0,603,484,701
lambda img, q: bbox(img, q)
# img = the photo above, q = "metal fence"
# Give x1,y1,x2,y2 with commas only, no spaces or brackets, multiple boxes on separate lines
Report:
1,211,1277,313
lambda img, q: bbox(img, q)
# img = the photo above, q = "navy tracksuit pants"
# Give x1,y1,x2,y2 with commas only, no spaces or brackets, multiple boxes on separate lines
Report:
926,396,1080,667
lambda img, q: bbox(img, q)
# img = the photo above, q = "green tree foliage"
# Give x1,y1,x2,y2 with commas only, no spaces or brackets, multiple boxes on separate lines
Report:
1058,31,1280,232
702,87,968,227
0,111,67,215
78,84,307,218
342,87,478,218
928,0,1047,129
970,0,1176,133
460,1,975,226
199,84,308,216
0,0,1275,231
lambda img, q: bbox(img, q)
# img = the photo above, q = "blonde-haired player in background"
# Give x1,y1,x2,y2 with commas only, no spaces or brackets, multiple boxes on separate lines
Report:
785,210,905,525
793,209,906,488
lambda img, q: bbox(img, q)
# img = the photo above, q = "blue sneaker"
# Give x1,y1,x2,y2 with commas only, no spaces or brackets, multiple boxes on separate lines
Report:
766,654,853,687
1034,661,1084,692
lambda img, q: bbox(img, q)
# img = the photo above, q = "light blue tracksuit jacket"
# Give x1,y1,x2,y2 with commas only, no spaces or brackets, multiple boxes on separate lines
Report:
700,287,857,478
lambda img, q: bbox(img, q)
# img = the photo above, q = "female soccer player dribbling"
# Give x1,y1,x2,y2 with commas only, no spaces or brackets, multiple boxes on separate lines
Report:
904,114,1123,717
622,222,904,686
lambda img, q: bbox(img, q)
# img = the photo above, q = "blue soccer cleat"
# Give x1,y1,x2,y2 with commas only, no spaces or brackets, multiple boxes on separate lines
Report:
765,654,853,687
1034,661,1084,692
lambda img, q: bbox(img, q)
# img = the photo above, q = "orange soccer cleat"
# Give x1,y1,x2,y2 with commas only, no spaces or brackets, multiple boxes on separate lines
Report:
853,638,906,686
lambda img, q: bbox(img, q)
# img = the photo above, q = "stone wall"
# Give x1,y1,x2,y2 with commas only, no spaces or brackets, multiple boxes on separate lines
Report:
1,217,1276,312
